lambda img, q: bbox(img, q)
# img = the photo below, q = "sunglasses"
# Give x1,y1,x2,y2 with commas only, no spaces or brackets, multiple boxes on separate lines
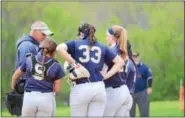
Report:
132,55,139,58
41,32,46,36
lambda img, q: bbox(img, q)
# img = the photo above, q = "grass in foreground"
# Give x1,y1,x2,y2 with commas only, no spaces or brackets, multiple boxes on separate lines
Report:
1,100,184,117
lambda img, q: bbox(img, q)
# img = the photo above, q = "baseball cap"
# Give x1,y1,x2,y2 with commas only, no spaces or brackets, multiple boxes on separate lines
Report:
31,21,54,36
132,52,139,57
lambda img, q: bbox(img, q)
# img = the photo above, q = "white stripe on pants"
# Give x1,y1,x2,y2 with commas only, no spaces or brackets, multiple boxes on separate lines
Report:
103,85,133,117
21,91,56,117
70,81,106,116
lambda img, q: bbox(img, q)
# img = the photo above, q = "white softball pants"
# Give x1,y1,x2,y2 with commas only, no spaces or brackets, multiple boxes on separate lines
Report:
21,91,56,117
70,81,106,116
103,84,133,117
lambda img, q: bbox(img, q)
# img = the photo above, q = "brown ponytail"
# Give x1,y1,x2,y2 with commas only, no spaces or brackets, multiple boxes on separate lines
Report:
88,25,96,49
41,48,48,66
39,39,57,69
112,25,128,61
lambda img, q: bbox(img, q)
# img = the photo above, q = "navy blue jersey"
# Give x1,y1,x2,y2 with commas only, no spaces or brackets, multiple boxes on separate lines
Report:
104,44,126,88
125,58,136,93
135,62,152,93
65,38,117,82
20,53,65,92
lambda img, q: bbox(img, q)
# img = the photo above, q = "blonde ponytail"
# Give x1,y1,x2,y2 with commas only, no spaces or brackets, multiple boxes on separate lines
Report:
118,29,127,60
112,25,128,61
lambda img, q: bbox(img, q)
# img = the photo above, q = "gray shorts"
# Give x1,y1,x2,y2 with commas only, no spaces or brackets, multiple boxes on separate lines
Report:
21,91,56,117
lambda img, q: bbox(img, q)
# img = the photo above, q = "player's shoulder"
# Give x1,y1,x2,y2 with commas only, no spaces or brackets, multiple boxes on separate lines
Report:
64,39,76,44
95,42,108,49
74,39,89,45
49,59,63,70
140,62,151,70
141,62,148,68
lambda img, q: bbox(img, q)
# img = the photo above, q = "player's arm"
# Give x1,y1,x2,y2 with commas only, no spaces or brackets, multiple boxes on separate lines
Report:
53,79,61,93
11,59,27,89
104,55,124,80
56,43,75,64
11,68,24,89
53,64,65,93
103,47,125,80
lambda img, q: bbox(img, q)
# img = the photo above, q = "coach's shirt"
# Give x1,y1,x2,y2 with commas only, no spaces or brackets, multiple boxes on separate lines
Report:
15,35,39,80
15,34,39,69
20,53,65,92
125,58,136,93
104,44,126,88
135,62,152,93
65,38,117,83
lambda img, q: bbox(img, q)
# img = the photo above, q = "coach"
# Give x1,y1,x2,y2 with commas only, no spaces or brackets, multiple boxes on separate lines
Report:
130,52,153,117
15,21,53,70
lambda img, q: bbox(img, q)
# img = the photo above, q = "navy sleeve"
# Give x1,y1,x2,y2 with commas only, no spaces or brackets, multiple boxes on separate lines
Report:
145,66,152,79
126,67,136,92
54,64,65,80
19,59,27,72
104,47,117,64
65,40,75,56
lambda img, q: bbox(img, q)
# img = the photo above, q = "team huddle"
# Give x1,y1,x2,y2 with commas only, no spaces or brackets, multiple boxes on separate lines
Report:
7,21,145,117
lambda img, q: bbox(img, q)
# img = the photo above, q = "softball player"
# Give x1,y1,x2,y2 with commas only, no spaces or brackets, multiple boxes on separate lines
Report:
102,25,133,117
11,39,65,117
57,23,124,116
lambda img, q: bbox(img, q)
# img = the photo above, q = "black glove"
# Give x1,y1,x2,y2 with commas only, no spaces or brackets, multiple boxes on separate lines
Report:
4,90,23,116
14,78,25,94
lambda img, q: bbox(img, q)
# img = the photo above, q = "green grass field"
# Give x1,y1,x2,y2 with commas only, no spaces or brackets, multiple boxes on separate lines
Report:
1,100,184,117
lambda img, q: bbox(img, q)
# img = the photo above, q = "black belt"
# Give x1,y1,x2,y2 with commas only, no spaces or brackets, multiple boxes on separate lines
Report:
25,90,51,93
71,78,89,85
112,85,122,89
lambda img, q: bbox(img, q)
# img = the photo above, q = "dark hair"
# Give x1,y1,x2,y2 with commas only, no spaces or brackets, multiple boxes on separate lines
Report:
39,39,57,67
88,24,96,48
127,40,137,68
78,23,96,48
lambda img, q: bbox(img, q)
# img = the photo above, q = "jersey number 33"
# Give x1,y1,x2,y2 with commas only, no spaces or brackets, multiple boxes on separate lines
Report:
79,45,101,64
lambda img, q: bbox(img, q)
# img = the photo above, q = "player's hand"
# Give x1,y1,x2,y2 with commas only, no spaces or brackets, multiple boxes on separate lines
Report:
100,64,108,80
147,88,152,94
100,70,106,79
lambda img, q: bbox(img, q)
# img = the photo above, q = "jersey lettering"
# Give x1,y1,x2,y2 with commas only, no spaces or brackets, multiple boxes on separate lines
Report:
33,63,45,81
79,45,102,64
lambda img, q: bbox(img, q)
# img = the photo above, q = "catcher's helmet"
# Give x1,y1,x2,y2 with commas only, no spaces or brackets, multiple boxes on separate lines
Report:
77,22,96,38
14,78,25,94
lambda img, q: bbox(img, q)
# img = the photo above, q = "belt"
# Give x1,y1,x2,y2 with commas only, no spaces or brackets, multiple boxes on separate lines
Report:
25,90,51,93
71,78,89,85
112,85,122,89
